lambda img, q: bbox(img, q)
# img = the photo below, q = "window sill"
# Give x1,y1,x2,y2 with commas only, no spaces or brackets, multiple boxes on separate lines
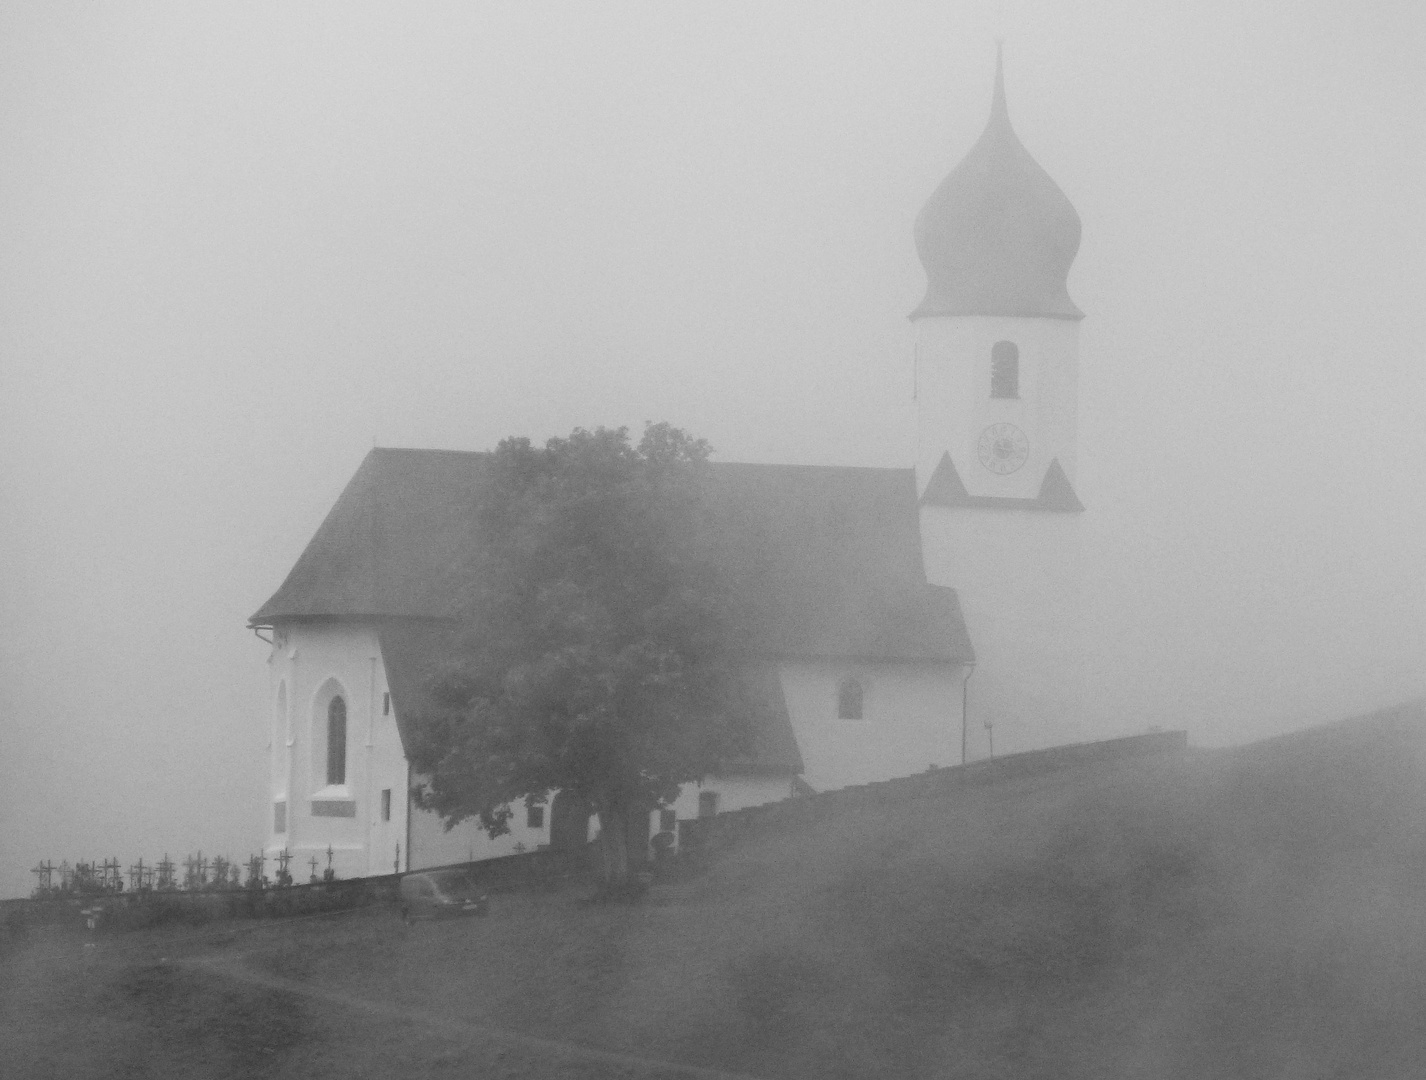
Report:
311,785,356,818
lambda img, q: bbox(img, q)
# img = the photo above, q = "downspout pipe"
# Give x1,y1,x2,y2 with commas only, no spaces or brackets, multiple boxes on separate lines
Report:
961,663,975,766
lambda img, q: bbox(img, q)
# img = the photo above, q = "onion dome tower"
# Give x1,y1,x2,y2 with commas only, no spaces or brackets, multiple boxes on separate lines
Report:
912,44,1085,506
914,46,1088,761
912,47,1083,321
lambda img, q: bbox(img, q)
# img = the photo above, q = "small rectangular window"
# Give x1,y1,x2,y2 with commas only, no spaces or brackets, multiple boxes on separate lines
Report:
380,789,391,822
274,800,287,834
838,677,864,720
383,692,390,716
698,791,719,819
527,804,545,829
659,808,677,833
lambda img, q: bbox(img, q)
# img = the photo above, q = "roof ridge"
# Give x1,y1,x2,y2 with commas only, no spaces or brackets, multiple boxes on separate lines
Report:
369,446,490,457
365,448,909,476
710,460,914,475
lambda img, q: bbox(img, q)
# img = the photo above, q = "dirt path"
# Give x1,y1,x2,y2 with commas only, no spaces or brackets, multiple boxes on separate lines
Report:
180,952,771,1080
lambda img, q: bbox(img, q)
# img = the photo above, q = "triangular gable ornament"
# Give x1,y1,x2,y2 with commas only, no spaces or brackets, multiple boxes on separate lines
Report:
920,452,1083,512
919,452,969,506
1037,458,1084,512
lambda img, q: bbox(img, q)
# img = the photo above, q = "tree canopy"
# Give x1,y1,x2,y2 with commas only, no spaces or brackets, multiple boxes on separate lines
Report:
405,423,754,883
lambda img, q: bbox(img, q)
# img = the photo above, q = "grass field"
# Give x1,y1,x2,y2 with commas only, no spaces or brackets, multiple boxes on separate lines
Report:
6,703,1426,1079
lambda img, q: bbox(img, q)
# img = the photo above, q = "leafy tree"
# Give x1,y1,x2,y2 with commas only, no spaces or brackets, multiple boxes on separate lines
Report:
407,424,752,891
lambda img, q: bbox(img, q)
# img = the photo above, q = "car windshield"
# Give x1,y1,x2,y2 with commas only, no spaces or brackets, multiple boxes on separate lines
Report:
429,870,475,895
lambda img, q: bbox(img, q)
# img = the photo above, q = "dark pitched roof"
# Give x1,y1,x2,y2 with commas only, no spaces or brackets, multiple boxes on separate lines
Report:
252,449,490,624
726,665,805,775
376,621,804,777
252,449,973,664
376,619,461,755
920,452,1084,513
701,462,974,662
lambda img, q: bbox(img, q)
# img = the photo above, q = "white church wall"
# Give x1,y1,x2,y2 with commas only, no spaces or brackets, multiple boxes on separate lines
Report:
407,796,552,870
365,669,407,877
269,679,288,824
920,505,1087,759
264,627,965,876
630,776,791,859
914,315,1080,499
778,659,966,792
416,776,791,869
262,621,409,881
660,775,795,824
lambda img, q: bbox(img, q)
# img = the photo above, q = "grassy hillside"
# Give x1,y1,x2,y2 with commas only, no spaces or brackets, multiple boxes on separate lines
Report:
7,703,1426,1079
240,701,1426,1079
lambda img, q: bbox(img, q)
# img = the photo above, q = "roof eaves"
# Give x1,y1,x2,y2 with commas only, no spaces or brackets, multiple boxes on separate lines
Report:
908,303,1085,322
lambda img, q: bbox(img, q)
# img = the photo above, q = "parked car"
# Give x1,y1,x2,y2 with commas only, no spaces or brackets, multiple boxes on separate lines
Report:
398,870,489,922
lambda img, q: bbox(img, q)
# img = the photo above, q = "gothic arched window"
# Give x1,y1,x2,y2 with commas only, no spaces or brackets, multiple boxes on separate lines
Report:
326,696,347,785
991,340,1019,399
837,677,864,720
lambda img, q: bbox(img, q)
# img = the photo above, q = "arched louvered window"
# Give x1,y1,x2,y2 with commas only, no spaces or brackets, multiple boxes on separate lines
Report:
837,677,864,720
326,696,347,785
991,340,1019,399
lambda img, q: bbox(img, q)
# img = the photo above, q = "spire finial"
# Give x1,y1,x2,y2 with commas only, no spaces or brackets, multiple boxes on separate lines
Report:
991,39,1008,124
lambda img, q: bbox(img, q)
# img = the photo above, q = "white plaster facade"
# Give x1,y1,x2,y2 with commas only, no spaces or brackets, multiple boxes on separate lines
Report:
263,622,969,876
914,313,1086,760
659,776,797,824
779,659,968,792
262,621,550,878
921,507,1085,758
913,315,1080,499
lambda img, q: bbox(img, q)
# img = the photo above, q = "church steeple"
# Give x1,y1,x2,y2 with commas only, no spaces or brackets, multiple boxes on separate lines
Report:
912,48,1083,321
989,40,1009,127
913,47,1090,765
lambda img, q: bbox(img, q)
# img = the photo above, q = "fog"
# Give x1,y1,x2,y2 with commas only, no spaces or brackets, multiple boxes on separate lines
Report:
2,1,1423,899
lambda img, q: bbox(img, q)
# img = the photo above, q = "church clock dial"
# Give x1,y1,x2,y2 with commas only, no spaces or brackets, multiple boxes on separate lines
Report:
977,423,1029,475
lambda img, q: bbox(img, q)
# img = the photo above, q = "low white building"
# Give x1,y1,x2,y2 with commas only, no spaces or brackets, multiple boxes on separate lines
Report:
250,454,974,878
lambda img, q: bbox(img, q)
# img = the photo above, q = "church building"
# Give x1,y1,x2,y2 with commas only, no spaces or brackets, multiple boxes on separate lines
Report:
249,54,1087,879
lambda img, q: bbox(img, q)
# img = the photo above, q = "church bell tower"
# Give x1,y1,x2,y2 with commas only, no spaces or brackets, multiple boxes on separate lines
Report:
914,49,1088,757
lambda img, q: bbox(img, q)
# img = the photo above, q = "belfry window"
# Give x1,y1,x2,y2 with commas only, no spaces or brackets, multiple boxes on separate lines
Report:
837,677,864,720
991,340,1019,399
326,696,347,785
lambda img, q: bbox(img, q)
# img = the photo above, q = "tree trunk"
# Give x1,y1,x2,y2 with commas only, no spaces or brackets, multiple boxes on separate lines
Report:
549,790,592,852
597,805,631,892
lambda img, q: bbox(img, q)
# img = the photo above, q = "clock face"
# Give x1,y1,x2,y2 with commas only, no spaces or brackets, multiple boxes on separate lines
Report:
977,423,1029,475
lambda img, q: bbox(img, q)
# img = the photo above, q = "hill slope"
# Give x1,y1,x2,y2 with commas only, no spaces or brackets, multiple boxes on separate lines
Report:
250,702,1426,1079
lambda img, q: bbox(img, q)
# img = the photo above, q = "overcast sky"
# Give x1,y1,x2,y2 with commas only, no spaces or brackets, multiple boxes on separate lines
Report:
2,0,1423,899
